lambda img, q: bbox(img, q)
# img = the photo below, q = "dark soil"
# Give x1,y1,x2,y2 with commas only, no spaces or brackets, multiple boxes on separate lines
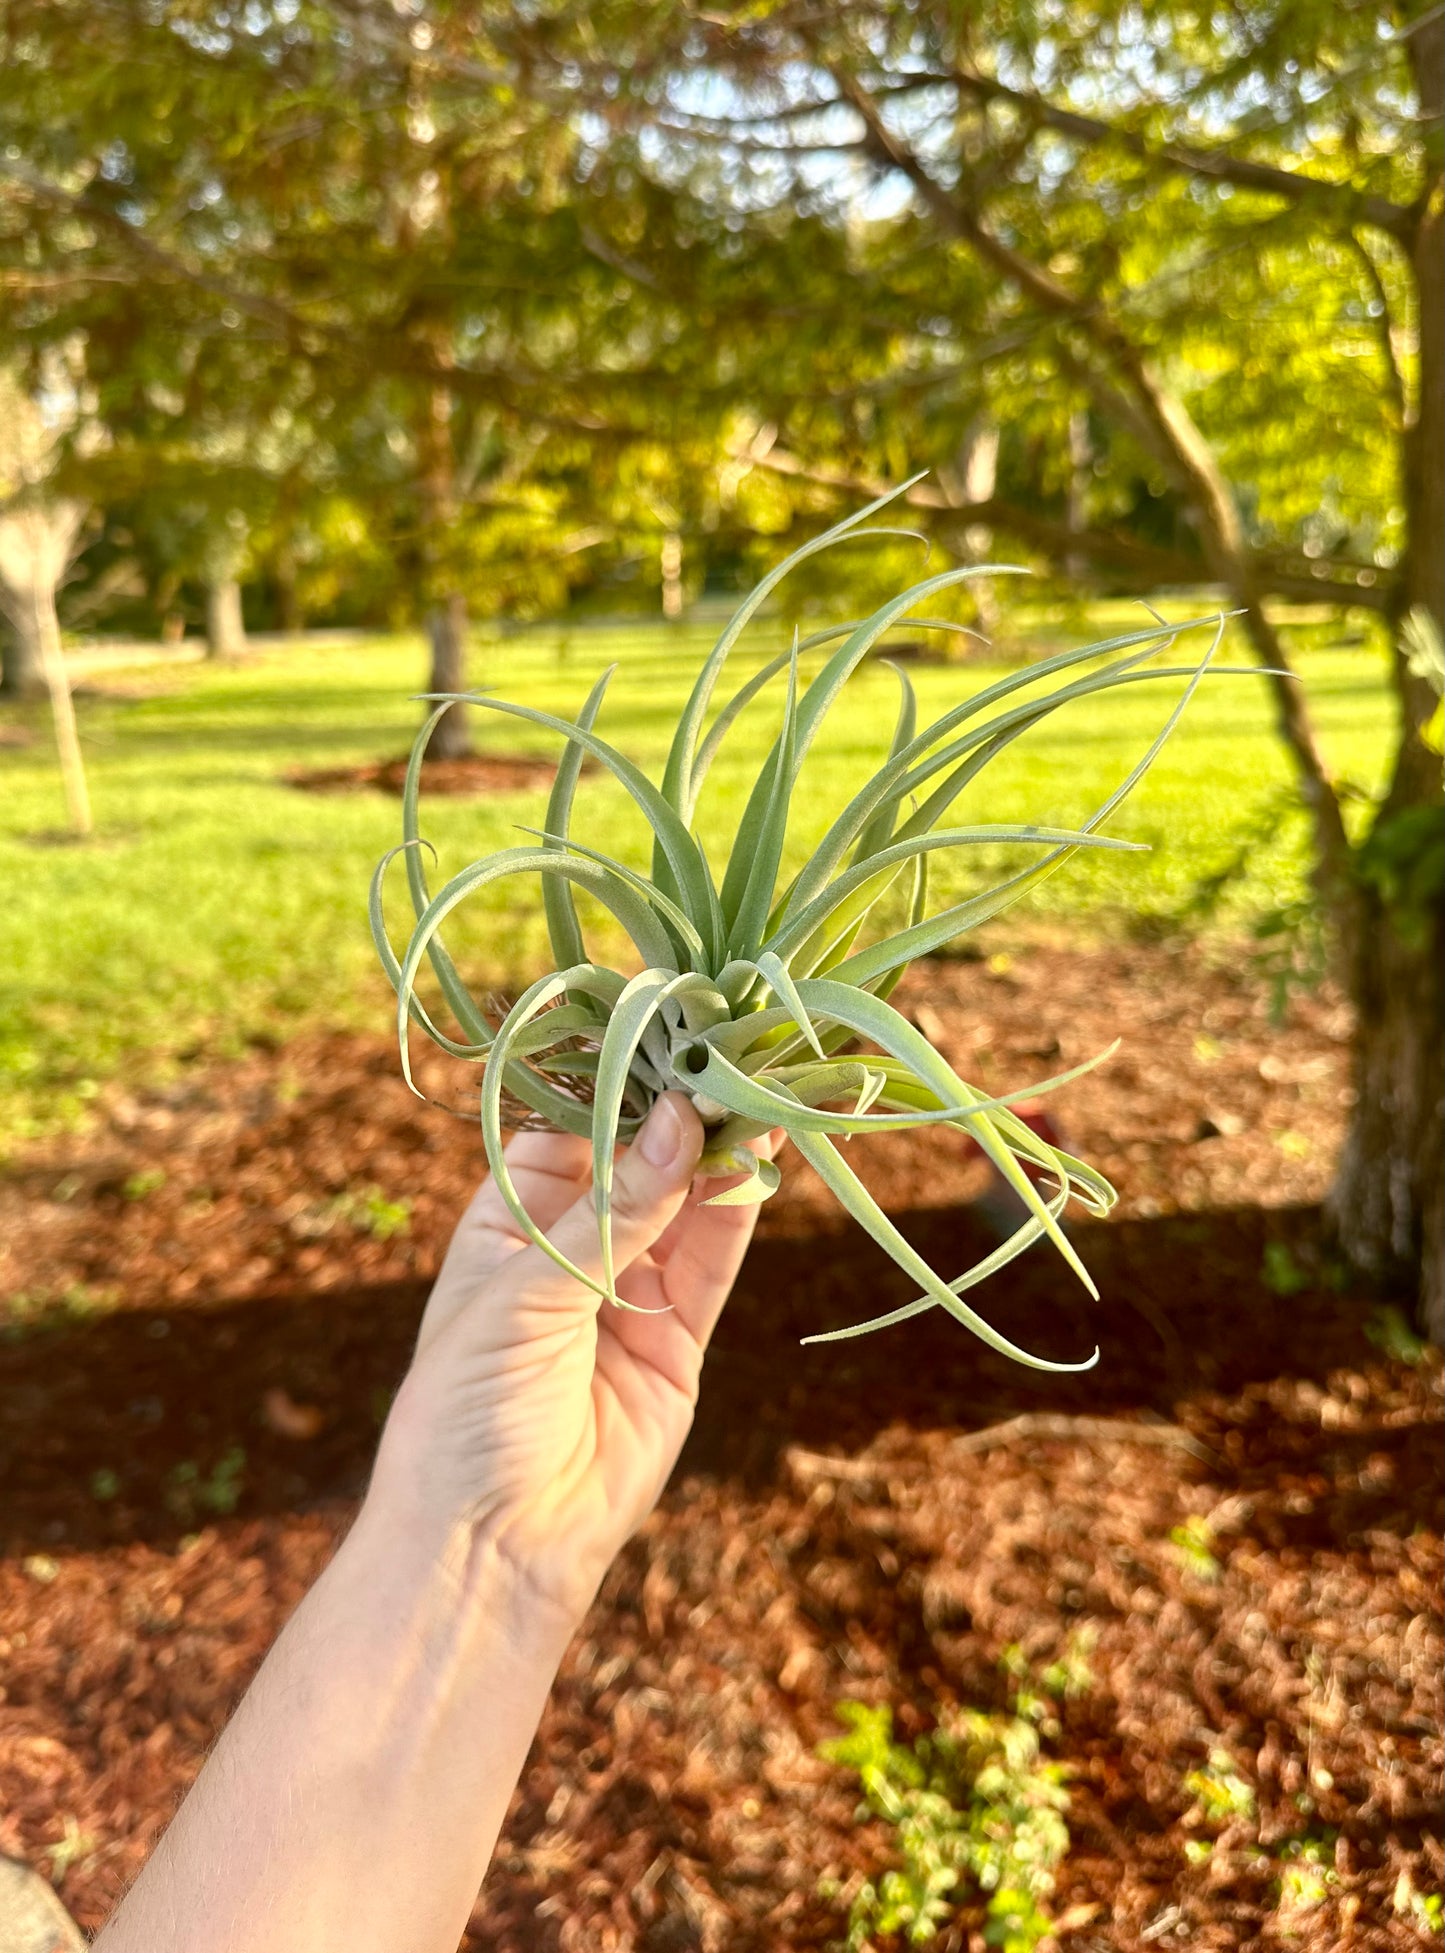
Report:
285,751,592,796
1,942,1440,1949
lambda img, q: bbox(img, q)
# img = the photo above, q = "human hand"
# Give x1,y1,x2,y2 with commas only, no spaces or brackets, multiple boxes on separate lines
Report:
372,1093,774,1627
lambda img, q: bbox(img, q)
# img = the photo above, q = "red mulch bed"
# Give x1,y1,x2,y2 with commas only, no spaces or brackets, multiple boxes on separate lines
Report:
1,943,1440,1949
285,751,588,796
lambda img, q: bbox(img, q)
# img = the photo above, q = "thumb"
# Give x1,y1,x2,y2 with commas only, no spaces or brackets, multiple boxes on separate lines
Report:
522,1092,705,1301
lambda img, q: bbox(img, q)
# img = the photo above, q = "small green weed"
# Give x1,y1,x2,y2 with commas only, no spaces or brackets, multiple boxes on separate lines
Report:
1277,1835,1335,1919
1394,1873,1445,1935
820,1649,1082,1951
46,1816,99,1880
1168,1515,1222,1583
1262,1241,1309,1297
1040,1626,1097,1705
332,1185,413,1242
2,1282,119,1342
1365,1304,1427,1367
165,1446,247,1520
1183,1749,1255,1828
122,1167,167,1200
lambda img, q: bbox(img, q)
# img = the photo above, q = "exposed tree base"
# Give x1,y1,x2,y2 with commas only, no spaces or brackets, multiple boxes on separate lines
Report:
0,643,47,697
1328,896,1445,1343
424,593,471,759
204,578,248,659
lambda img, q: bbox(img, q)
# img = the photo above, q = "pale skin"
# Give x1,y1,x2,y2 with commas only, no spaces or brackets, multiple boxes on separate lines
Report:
95,1092,776,1953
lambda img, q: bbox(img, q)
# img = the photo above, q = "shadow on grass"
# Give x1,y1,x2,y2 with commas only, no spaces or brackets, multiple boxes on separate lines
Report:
3,1198,1436,1561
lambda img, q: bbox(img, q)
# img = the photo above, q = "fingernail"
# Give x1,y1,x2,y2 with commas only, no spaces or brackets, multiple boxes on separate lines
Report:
639,1093,685,1169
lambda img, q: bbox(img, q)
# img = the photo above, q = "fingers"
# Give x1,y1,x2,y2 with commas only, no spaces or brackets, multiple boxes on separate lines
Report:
420,1128,593,1346
614,1130,781,1356
513,1093,705,1306
459,1128,595,1256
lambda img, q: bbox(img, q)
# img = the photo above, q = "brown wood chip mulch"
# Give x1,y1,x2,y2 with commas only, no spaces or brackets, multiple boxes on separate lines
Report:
1,942,1440,1949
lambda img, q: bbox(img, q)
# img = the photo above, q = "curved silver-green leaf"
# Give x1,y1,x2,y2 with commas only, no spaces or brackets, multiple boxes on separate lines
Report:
784,613,1226,918
717,563,1028,933
792,977,1094,1292
394,849,678,1095
542,667,613,970
398,703,496,1048
853,659,918,862
726,636,802,958
801,1186,1070,1343
767,824,1143,969
420,690,724,967
660,477,929,823
520,826,709,967
830,625,1229,986
591,969,697,1296
788,1127,1097,1370
369,840,494,1059
753,949,826,1059
694,1036,1118,1137
698,1153,782,1207
480,973,619,1300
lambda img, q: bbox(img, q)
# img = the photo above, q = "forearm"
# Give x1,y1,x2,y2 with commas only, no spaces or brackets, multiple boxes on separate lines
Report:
94,1484,577,1953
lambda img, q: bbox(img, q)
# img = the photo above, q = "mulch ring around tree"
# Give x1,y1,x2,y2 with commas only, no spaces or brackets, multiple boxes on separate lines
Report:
284,751,597,796
1,941,1441,1949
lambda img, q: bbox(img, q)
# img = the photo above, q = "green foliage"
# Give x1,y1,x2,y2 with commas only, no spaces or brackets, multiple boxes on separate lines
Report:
1262,1241,1310,1298
1364,1304,1428,1367
1355,806,1445,949
330,1185,412,1242
1168,1516,1222,1584
1040,1628,1096,1704
1183,1749,1256,1828
819,1663,1078,1952
165,1446,246,1520
1394,1876,1444,1935
375,494,1263,1362
1277,1834,1336,1918
1,1282,118,1343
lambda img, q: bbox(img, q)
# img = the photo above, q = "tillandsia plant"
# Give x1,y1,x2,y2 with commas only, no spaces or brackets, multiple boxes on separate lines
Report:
372,481,1242,1371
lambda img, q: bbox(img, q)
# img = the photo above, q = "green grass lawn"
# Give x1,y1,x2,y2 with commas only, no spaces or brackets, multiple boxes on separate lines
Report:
1,602,1394,1146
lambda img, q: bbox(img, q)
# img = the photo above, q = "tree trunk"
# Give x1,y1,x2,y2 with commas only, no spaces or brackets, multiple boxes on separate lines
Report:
661,531,684,619
425,593,470,760
275,544,304,635
205,577,247,658
1066,409,1092,581
1,602,47,696
415,360,472,760
1329,17,1445,1339
946,421,1000,633
5,568,91,834
1329,894,1444,1339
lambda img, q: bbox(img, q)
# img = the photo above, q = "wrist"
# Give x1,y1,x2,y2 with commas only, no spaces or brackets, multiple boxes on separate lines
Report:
357,1429,590,1659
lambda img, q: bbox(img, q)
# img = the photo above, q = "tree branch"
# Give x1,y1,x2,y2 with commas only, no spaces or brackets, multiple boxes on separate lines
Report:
942,61,1415,242
1346,232,1410,435
830,68,1360,882
729,438,1394,612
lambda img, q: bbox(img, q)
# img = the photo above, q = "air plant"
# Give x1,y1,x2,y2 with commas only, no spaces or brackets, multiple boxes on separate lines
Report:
373,482,1238,1370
